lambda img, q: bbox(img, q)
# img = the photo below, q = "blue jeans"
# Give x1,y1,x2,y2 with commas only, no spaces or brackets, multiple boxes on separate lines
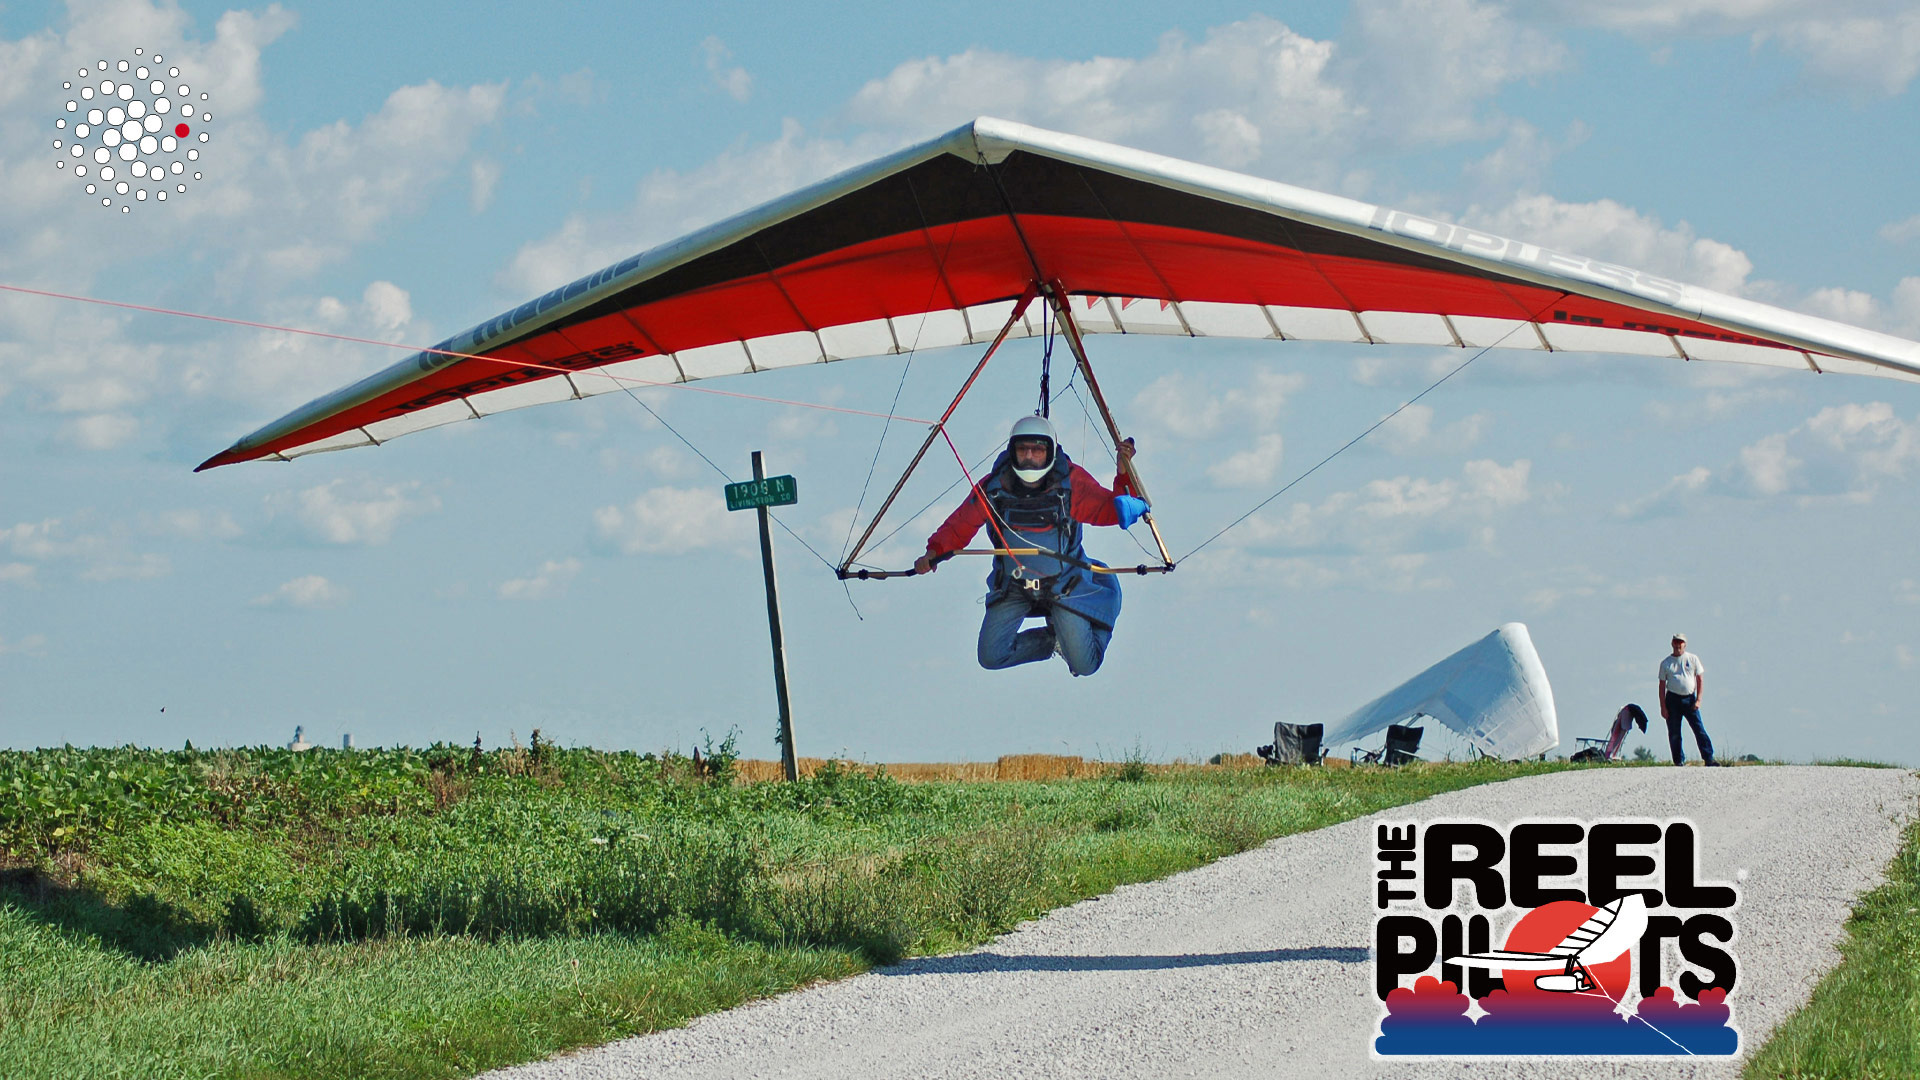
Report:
1663,692,1715,765
977,596,1109,677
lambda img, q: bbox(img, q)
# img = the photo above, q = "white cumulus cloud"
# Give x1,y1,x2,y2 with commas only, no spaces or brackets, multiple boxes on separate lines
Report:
847,16,1363,176
1,519,72,560
501,119,878,295
498,558,581,600
252,574,345,609
470,157,501,213
237,80,508,271
1342,0,1566,147
0,634,48,656
1208,433,1286,488
1882,214,1920,244
1467,194,1754,294
0,6,505,455
142,509,242,540
593,487,745,555
0,516,154,579
1538,2,1920,95
59,413,139,451
1378,404,1490,455
79,553,170,582
1618,466,1713,520
1241,458,1533,555
1622,402,1919,516
701,37,752,102
1132,370,1303,440
268,478,440,545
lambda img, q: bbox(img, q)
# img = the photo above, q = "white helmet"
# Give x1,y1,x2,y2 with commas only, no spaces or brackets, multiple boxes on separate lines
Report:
1008,414,1057,484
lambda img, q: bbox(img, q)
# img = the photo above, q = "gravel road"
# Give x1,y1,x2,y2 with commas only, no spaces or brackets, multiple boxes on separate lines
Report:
480,766,1917,1080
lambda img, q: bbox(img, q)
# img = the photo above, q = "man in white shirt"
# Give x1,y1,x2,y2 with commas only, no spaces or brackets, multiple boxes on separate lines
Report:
1657,633,1717,766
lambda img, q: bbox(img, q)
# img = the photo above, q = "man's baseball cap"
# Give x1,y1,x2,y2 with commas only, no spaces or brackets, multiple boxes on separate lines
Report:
1672,632,1687,642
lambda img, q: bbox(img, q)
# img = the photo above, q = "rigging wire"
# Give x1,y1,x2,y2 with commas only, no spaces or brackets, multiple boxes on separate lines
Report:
846,366,1128,570
849,366,1074,563
848,441,1002,564
841,351,918,563
839,202,971,564
1066,379,1159,563
1176,293,1571,564
613,385,845,581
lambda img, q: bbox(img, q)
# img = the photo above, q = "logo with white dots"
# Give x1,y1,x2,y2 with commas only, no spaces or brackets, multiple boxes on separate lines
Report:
54,49,211,213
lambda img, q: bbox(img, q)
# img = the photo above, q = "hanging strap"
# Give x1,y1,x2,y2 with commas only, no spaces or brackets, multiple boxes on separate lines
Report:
1036,303,1053,419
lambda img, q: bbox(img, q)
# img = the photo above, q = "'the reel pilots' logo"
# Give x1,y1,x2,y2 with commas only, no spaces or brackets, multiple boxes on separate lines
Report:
1371,819,1739,1057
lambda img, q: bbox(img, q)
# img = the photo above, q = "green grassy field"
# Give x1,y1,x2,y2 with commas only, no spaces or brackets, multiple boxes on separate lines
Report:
5,746,1912,1079
2,742,1579,1080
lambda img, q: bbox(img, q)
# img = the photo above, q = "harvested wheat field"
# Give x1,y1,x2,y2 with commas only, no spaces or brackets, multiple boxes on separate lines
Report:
731,753,1342,783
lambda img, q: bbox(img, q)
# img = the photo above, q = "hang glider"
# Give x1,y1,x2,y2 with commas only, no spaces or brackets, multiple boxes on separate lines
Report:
1451,894,1649,994
1323,623,1558,760
197,116,1920,471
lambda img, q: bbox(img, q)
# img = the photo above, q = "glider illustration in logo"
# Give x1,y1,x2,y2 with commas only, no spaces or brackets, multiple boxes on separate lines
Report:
1451,893,1647,995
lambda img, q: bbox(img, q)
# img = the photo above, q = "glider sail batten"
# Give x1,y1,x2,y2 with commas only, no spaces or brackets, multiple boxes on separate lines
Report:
979,120,1920,375
200,117,1920,470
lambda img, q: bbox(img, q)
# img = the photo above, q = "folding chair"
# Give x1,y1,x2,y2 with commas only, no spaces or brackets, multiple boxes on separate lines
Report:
1353,723,1424,766
1258,722,1325,765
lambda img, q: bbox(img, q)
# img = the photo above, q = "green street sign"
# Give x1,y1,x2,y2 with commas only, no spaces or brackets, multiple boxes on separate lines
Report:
725,474,798,511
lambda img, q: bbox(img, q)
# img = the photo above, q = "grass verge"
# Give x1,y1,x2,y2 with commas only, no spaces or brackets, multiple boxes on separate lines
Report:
1743,808,1920,1079
2,745,1575,1080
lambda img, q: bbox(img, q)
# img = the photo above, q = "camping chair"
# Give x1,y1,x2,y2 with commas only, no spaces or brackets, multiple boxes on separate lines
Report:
1353,723,1424,766
1257,722,1325,765
1572,704,1648,763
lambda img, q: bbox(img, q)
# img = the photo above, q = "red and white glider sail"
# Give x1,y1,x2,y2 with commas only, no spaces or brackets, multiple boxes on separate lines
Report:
198,117,1920,469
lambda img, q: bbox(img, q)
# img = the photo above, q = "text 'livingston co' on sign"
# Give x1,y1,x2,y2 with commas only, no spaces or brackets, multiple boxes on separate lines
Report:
724,474,798,511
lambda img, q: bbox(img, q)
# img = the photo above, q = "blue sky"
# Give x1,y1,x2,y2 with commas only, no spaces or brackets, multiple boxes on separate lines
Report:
3,0,1918,764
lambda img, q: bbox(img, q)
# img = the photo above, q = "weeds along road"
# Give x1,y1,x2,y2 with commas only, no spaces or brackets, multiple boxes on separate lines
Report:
480,766,1917,1080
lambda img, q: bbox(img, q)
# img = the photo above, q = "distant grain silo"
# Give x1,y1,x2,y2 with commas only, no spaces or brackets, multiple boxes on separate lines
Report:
288,725,313,752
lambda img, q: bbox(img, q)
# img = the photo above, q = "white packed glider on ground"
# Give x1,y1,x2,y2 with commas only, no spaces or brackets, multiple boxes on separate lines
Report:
1325,623,1558,760
1451,893,1650,994
198,117,1920,569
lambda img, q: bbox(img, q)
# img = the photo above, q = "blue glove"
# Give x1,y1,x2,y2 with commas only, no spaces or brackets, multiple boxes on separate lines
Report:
1114,494,1149,529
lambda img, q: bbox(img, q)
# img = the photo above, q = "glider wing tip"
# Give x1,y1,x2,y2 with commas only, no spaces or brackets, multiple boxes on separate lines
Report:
194,446,246,472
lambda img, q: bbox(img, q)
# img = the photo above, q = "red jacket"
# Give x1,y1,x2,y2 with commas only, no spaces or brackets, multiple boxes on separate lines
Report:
925,463,1136,558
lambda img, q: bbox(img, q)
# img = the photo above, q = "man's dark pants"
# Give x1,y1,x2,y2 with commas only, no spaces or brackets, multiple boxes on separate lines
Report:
1663,691,1714,765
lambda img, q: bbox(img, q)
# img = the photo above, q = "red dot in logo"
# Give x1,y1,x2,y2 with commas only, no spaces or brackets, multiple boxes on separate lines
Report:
174,123,189,138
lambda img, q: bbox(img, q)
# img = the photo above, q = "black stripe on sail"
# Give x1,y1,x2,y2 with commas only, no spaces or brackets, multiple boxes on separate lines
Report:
490,151,1545,357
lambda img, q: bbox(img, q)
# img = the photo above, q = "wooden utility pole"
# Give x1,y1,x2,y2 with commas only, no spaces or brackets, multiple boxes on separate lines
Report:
750,451,799,780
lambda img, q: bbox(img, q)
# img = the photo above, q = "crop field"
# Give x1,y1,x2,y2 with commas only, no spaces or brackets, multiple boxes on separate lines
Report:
0,744,1612,1079
732,751,1272,782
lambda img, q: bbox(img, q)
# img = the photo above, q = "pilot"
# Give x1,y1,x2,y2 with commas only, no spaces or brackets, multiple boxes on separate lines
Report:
914,414,1148,676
